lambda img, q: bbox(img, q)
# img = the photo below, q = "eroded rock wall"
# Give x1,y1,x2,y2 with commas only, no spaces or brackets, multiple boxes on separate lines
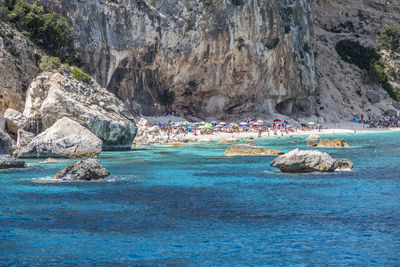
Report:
314,0,400,121
0,23,40,114
38,0,317,120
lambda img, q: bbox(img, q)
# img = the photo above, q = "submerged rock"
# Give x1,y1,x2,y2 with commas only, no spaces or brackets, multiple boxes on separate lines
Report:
308,138,350,148
217,138,240,145
271,148,353,173
246,141,257,146
225,144,284,156
53,158,110,180
167,142,185,147
0,154,25,169
17,117,102,158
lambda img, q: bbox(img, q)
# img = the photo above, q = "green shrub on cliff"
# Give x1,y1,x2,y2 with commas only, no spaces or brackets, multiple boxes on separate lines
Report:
39,56,61,71
0,0,82,66
378,24,400,53
72,66,91,83
335,39,399,101
160,90,176,106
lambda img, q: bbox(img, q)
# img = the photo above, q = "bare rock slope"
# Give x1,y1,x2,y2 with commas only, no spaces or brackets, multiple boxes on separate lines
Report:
314,0,400,121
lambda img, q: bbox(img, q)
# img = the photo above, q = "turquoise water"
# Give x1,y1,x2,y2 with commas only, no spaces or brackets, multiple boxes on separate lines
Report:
1,131,400,265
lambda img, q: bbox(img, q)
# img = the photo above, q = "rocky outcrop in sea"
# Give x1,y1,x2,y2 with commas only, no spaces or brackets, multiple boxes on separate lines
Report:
53,158,110,181
17,117,103,158
23,71,137,150
225,144,284,156
0,129,25,168
271,148,353,173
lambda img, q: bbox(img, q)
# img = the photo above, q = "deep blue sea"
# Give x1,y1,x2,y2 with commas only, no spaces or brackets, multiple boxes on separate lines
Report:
1,131,400,265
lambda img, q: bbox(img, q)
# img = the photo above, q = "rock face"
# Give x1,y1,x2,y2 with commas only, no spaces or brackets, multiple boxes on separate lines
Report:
39,0,317,119
0,114,5,131
0,129,13,154
314,0,400,122
23,71,137,149
53,158,110,180
225,144,284,156
0,23,40,114
17,117,103,158
16,129,35,149
0,154,25,169
271,148,353,173
4,108,29,135
308,138,350,148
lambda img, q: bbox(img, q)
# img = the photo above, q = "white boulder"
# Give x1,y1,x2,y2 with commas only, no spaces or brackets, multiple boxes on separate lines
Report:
23,71,137,149
17,117,103,158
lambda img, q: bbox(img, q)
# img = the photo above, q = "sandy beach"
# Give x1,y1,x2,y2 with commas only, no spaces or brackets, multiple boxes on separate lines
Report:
140,116,400,145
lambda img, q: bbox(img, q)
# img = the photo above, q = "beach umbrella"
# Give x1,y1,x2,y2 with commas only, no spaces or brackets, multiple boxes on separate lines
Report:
232,124,239,128
240,122,249,126
203,123,213,129
183,121,190,126
273,119,282,122
200,121,206,125
211,121,218,124
229,122,235,126
257,120,264,123
308,121,318,125
218,122,227,125
215,125,223,128
155,122,165,126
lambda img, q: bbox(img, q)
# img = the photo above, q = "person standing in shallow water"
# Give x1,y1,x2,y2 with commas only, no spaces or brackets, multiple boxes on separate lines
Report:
258,128,262,138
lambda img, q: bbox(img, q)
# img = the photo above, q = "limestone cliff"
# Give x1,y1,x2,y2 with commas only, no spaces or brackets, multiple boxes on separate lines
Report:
0,23,40,114
38,0,317,119
314,0,400,121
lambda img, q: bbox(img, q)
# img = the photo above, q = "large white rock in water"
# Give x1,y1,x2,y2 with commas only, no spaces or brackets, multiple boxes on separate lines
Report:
271,148,353,173
23,71,137,149
53,158,110,180
17,117,102,158
4,108,29,135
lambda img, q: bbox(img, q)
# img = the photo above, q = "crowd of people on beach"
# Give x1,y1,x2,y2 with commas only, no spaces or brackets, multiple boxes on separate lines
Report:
155,119,323,137
351,113,400,128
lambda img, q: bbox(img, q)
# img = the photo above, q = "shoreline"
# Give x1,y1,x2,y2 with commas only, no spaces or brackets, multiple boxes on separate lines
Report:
143,126,400,147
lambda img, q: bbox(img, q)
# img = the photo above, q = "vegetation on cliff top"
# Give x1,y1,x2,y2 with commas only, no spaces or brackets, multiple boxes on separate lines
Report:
0,0,82,66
